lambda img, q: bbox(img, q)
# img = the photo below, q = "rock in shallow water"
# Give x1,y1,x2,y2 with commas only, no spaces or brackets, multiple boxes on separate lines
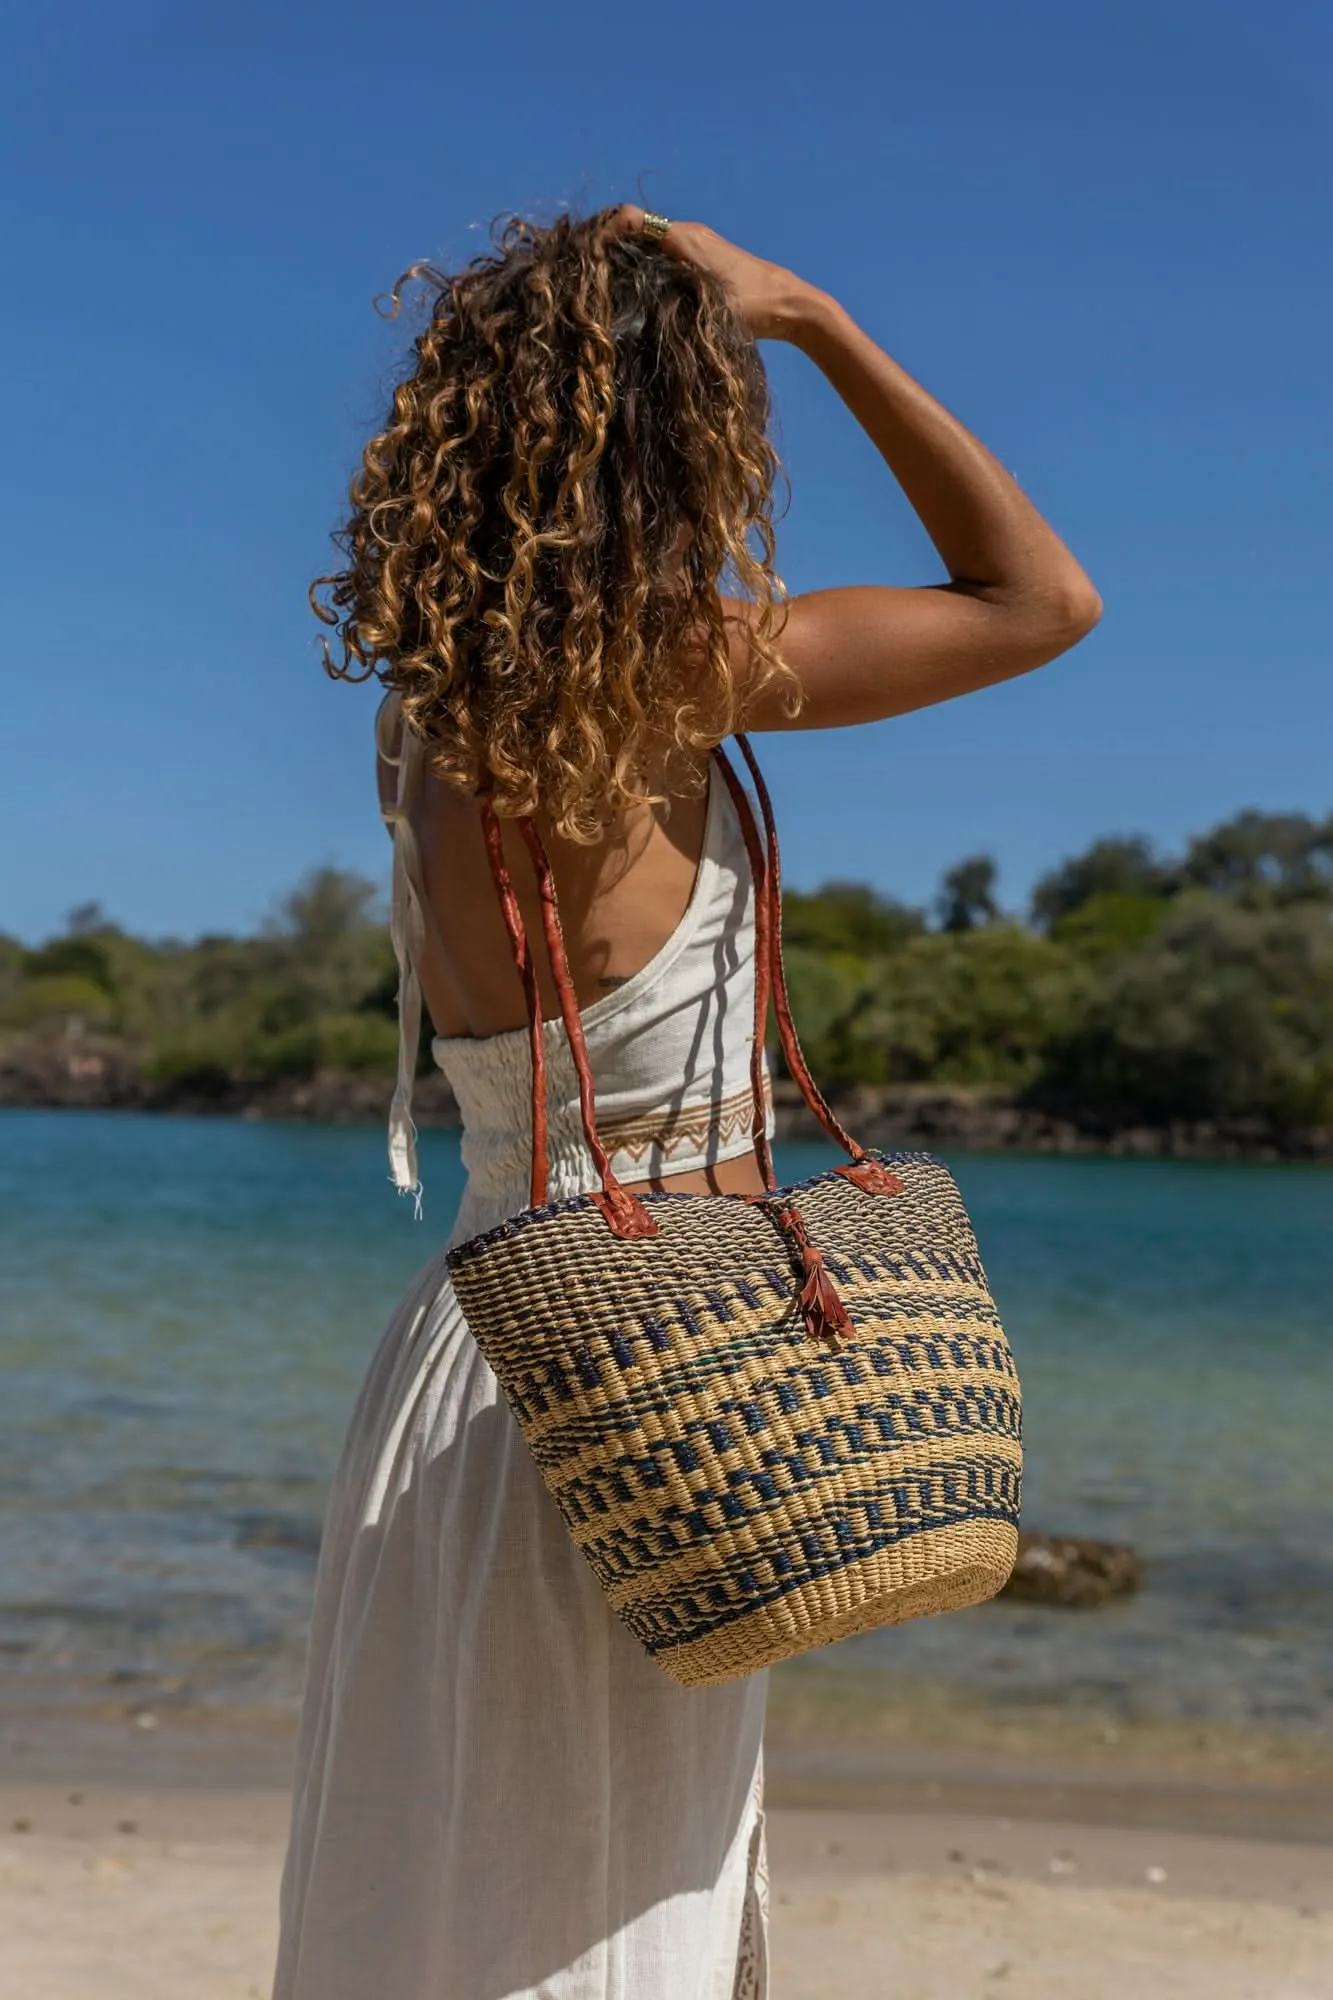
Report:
1001,1532,1144,1608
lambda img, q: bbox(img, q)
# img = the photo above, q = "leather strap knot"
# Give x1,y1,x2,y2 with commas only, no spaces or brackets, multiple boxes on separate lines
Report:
592,1186,661,1239
836,1160,906,1198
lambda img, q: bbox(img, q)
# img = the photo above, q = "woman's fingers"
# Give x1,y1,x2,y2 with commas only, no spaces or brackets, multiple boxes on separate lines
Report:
605,203,689,261
606,206,751,293
602,205,806,341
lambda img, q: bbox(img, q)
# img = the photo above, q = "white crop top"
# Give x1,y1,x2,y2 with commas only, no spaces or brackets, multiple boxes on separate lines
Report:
377,699,774,1234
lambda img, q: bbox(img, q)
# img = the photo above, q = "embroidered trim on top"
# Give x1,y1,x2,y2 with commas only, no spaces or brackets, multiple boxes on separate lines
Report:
597,1077,773,1166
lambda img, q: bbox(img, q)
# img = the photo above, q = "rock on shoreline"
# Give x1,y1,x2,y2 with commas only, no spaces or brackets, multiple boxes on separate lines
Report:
1001,1533,1145,1609
771,1080,1333,1163
3,1045,1331,1159
0,1043,464,1125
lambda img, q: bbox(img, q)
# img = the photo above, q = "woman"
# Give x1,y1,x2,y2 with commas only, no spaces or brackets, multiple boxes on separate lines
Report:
275,204,1099,2000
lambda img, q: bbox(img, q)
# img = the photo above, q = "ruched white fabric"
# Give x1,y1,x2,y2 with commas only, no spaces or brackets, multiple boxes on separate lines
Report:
273,705,774,2000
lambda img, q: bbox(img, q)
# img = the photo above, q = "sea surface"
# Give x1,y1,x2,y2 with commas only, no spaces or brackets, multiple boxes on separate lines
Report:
1,1111,1331,1737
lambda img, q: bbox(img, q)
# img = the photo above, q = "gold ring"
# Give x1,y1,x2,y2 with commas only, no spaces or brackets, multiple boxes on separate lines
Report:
640,211,672,243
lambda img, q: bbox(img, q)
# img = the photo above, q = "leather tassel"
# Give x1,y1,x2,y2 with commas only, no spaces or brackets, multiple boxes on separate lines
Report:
798,1244,853,1346
752,1196,856,1345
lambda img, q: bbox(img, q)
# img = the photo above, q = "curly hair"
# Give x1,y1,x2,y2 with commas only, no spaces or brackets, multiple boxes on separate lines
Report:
312,209,797,839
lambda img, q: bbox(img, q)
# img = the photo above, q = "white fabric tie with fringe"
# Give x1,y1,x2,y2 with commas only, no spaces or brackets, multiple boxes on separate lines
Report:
376,696,425,1216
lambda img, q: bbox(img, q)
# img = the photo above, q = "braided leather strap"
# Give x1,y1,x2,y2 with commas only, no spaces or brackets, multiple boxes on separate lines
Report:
718,737,867,1164
478,804,655,1234
480,804,549,1209
477,734,883,1231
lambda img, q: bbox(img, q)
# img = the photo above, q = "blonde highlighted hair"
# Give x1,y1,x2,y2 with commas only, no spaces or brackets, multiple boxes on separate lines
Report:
313,210,796,839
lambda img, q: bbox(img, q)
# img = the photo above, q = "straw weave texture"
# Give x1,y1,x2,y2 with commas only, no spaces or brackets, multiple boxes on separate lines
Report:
448,1149,1021,1686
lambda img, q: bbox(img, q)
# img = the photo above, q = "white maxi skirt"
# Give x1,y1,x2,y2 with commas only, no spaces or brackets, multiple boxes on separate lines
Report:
273,1243,769,2000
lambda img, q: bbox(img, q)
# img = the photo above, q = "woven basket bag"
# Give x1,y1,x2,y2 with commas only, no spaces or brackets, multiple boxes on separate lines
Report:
446,735,1022,1687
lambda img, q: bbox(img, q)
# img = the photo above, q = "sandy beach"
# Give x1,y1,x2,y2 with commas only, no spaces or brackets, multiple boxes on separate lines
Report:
2,1710,1330,2000
2,1786,1330,2000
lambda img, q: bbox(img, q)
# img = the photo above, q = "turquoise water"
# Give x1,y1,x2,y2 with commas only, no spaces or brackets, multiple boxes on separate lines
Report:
1,1111,1331,1732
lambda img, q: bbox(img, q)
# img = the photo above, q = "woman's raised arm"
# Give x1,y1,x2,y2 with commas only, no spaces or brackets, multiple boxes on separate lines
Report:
613,206,1102,730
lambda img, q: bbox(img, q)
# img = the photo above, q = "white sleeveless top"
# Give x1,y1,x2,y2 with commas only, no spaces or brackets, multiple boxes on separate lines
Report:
377,697,775,1238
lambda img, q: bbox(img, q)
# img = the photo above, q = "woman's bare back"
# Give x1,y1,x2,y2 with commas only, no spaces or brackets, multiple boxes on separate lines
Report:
379,705,763,1197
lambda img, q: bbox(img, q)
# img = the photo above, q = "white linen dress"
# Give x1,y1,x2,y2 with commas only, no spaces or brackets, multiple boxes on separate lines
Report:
273,711,775,2000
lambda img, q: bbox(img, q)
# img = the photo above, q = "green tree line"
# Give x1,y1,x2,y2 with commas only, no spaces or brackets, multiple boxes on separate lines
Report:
0,874,401,1091
4,806,1333,1133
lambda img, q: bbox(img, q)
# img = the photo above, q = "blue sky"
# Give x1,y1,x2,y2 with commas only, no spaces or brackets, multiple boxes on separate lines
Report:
2,0,1329,943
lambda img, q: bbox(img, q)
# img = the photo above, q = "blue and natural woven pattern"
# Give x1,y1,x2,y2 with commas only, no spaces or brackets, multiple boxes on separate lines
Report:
448,1148,1021,1687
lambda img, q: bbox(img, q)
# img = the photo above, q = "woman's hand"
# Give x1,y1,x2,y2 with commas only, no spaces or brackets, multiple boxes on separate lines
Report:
607,205,822,342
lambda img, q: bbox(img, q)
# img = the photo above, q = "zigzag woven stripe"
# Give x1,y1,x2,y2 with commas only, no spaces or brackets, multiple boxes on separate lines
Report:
529,1372,1021,1481
568,1438,1022,1597
532,1379,1023,1525
653,1519,1019,1685
446,1148,1024,1681
607,1459,1023,1651
506,1305,1013,1427
479,1235,1005,1379
628,1506,1022,1656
